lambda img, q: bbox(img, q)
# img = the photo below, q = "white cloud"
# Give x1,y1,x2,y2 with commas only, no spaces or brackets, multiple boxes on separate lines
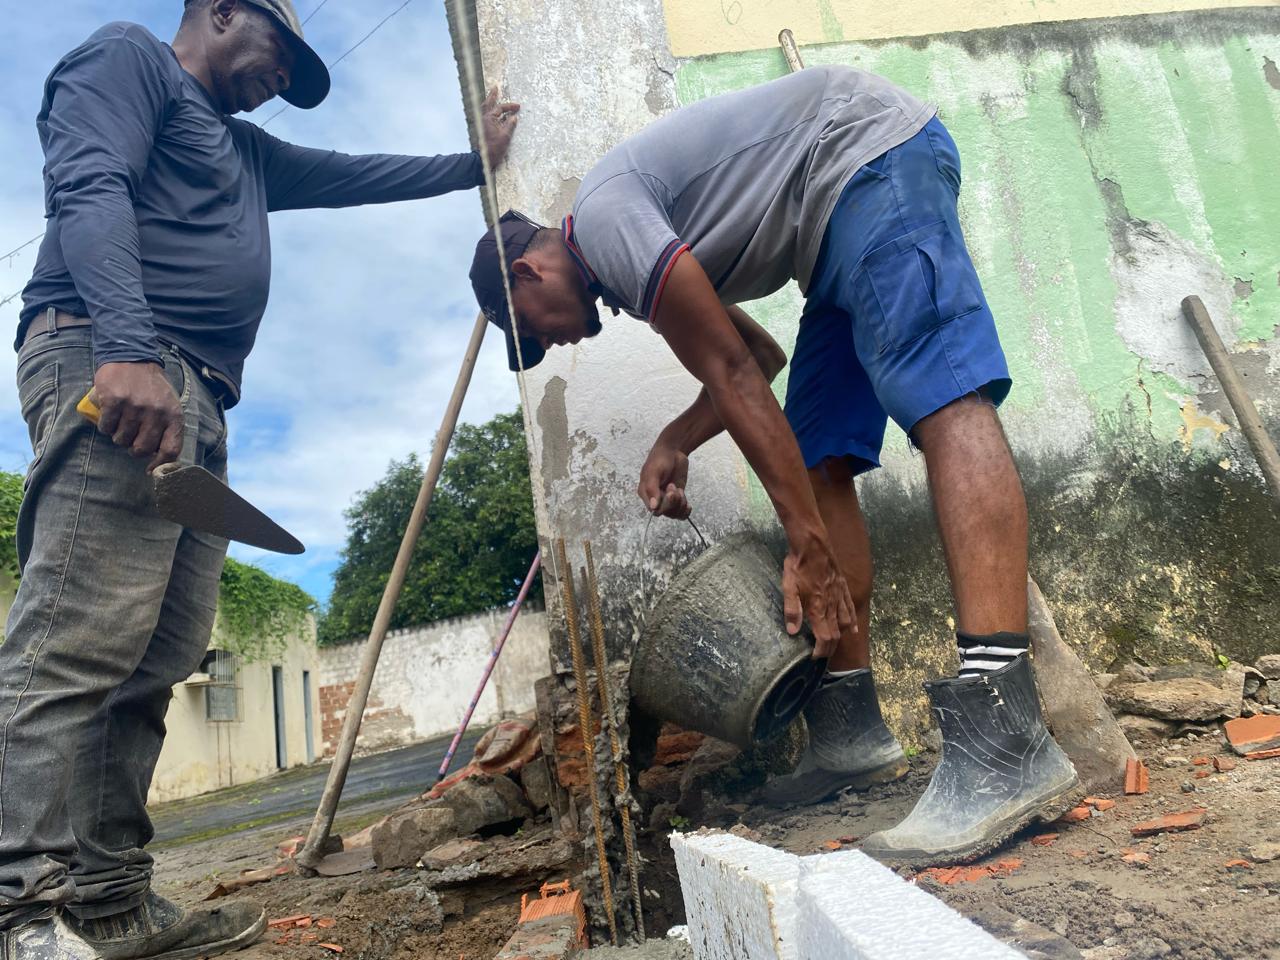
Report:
0,1,520,601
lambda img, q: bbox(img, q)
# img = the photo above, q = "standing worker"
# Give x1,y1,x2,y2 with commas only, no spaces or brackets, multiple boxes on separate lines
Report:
0,2,518,958
470,65,1077,866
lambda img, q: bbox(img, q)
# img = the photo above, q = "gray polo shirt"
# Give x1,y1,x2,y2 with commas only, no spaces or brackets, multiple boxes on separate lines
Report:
568,66,935,321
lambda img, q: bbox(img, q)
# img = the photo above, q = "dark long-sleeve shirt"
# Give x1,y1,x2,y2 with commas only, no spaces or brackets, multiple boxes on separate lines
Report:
19,22,483,404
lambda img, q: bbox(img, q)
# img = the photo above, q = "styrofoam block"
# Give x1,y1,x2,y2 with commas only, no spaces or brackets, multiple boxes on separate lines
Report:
670,831,802,959
796,851,1025,959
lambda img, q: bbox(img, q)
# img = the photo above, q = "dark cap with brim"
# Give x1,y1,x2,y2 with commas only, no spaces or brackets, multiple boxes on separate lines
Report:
240,0,331,109
470,210,547,372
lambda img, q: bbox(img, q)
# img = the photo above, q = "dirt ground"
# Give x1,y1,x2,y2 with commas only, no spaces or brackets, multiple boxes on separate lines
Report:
155,729,1278,960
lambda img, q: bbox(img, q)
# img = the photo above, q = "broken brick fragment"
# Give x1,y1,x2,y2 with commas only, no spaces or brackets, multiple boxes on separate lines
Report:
1084,797,1115,812
1192,757,1211,766
315,918,336,929
318,944,343,953
267,915,310,929
1223,715,1280,757
1030,833,1059,847
1225,859,1253,870
1194,770,1211,779
1130,808,1207,837
1067,849,1087,859
1246,747,1280,761
1124,758,1149,795
1121,849,1151,866
1059,806,1092,823
1213,756,1237,772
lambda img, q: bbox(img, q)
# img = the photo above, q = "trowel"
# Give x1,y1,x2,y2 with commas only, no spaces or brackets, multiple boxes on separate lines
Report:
77,391,305,554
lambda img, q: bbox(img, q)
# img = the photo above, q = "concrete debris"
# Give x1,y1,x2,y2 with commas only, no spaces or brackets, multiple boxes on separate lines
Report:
1116,714,1179,745
427,831,576,886
371,806,458,870
967,905,1085,960
1246,842,1280,862
420,837,489,871
435,773,532,836
520,756,556,813
1254,654,1280,680
494,914,584,960
1104,663,1245,723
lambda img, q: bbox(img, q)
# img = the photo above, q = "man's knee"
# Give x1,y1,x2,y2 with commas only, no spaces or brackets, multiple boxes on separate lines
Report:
910,389,1003,450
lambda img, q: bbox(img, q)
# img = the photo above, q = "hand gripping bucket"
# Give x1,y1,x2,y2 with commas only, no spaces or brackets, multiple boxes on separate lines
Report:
631,530,826,748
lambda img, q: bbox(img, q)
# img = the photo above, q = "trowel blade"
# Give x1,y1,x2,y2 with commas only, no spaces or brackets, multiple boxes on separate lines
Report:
152,463,305,555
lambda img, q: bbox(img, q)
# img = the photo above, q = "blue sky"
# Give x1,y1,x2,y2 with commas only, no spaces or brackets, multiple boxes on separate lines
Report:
0,1,520,604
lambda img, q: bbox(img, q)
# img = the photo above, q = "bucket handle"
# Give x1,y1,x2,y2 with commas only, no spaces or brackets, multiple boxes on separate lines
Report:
638,511,709,619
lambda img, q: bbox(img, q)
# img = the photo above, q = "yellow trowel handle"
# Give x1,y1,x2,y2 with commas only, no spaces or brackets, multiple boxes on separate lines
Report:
77,390,102,426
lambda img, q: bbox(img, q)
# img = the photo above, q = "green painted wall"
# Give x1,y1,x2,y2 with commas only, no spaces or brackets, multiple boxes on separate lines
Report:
672,9,1280,738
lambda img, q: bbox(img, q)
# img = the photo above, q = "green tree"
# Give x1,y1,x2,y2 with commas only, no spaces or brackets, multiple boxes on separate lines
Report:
0,471,22,583
318,410,540,646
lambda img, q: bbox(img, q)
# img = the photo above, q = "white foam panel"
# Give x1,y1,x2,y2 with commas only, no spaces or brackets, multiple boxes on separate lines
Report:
670,831,801,959
796,850,1025,959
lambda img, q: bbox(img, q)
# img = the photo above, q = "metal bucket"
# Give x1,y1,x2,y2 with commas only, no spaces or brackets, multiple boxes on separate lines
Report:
632,530,826,748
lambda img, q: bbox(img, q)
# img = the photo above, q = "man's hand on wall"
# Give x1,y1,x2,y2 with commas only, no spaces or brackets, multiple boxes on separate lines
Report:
638,438,691,519
480,87,520,169
93,362,184,473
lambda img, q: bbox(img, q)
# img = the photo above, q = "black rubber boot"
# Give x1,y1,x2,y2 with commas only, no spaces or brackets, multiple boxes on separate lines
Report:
861,654,1080,867
66,892,264,960
760,668,908,807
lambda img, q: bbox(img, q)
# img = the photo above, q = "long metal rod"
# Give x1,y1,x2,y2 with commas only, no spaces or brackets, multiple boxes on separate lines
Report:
556,538,619,946
436,550,543,783
296,311,488,870
1181,295,1280,507
583,543,645,942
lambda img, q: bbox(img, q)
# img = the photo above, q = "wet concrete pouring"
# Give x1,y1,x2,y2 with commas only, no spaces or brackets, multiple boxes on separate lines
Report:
149,711,1279,960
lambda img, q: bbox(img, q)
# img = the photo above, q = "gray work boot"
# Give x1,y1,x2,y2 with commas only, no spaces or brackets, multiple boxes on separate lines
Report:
760,668,908,807
861,655,1080,867
66,892,265,960
1,913,99,960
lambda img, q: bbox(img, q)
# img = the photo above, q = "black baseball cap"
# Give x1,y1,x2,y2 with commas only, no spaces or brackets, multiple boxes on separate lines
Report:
470,210,547,372
236,0,331,109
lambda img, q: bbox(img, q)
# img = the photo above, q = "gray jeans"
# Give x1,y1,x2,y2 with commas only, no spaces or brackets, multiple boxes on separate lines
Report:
0,326,229,925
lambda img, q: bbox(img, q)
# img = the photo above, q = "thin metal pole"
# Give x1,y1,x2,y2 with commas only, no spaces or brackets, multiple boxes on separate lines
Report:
1181,295,1280,507
435,550,543,783
778,29,805,72
296,311,488,870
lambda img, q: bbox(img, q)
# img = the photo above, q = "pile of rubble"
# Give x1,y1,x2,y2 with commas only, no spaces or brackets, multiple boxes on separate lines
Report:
1101,653,1280,748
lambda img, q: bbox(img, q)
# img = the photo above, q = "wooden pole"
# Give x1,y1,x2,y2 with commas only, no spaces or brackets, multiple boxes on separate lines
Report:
296,311,488,870
1181,296,1280,507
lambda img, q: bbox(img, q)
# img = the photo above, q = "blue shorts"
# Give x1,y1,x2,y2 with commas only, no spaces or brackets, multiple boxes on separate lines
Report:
784,117,1010,474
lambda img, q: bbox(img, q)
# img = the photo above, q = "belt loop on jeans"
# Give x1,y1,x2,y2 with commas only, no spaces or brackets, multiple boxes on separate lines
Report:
45,306,57,339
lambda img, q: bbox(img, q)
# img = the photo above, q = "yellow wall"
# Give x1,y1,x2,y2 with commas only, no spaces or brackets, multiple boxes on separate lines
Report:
149,622,321,804
663,0,1278,56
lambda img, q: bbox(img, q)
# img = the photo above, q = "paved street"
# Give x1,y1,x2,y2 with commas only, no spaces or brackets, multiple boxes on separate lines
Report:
149,730,482,846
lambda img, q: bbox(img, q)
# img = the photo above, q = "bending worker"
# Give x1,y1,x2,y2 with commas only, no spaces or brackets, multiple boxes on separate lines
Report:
0,2,518,959
470,64,1078,866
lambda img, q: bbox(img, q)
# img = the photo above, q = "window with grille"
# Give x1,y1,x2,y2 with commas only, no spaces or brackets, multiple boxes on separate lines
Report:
202,649,243,722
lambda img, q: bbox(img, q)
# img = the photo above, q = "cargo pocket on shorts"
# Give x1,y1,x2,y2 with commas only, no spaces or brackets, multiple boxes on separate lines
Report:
850,219,985,356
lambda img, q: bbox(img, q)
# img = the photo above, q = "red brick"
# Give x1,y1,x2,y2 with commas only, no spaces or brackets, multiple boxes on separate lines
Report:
1194,770,1211,779
1124,758,1149,795
1030,833,1059,847
1059,805,1092,823
1121,849,1151,866
1084,797,1115,812
1130,808,1207,837
1192,757,1211,766
1225,859,1253,870
1213,756,1237,772
1224,715,1280,756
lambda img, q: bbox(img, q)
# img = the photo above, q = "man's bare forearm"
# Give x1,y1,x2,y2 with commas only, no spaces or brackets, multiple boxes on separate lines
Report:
660,305,787,455
654,257,821,546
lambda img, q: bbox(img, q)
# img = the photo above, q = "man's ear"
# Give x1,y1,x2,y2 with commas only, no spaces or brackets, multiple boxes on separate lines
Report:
211,0,240,32
511,257,539,282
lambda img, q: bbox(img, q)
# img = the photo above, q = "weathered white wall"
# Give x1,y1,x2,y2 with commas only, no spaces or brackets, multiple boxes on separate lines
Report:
475,0,759,667
150,619,321,804
317,606,550,755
